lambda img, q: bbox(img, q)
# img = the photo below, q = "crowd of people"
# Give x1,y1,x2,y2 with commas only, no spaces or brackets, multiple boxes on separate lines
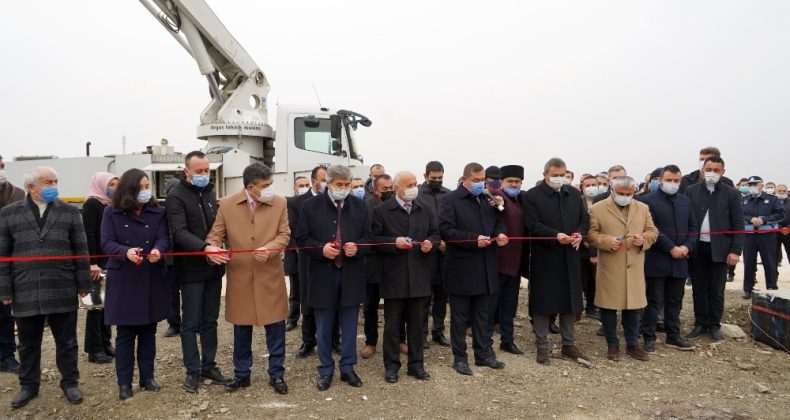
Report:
0,147,787,408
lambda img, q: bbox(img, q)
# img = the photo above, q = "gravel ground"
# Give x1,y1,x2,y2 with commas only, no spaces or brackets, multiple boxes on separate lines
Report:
0,264,788,419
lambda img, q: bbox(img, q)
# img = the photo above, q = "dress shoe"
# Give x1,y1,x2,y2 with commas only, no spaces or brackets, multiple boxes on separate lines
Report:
709,327,725,342
656,322,666,333
536,348,551,365
0,357,20,374
224,376,251,393
407,368,431,380
139,378,161,392
295,343,315,358
432,334,451,347
384,370,399,383
103,345,115,357
726,273,735,282
360,344,376,359
453,361,473,376
88,352,113,364
183,373,200,393
607,346,621,361
10,388,38,408
333,341,342,354
118,384,133,401
269,377,288,395
499,342,524,355
285,321,297,332
549,322,560,334
202,367,232,385
626,345,649,361
316,374,333,391
742,291,752,300
399,342,408,355
474,357,505,369
561,345,590,362
162,326,180,338
62,386,84,404
665,336,695,351
643,339,656,353
340,370,363,387
686,325,707,340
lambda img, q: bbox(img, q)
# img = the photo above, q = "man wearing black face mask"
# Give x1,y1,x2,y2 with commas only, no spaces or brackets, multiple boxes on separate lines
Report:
415,161,452,347
485,166,501,193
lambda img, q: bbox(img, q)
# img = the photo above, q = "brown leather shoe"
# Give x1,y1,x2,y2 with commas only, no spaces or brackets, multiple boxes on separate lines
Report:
399,342,408,355
626,345,649,361
360,345,376,359
536,348,550,365
607,346,621,361
561,345,590,362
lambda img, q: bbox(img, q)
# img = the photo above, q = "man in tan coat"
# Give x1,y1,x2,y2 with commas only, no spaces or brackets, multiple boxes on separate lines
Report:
205,163,291,395
589,176,658,362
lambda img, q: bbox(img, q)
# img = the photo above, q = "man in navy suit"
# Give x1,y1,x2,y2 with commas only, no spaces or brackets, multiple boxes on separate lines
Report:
295,165,373,391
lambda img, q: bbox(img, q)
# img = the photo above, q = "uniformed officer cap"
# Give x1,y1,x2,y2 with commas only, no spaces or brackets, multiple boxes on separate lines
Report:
747,176,763,184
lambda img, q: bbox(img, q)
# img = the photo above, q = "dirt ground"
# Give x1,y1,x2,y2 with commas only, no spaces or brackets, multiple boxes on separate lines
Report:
0,263,789,420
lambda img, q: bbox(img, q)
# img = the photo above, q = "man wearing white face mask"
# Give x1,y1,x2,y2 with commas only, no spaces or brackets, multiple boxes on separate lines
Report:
679,146,735,194
206,163,291,395
640,165,697,352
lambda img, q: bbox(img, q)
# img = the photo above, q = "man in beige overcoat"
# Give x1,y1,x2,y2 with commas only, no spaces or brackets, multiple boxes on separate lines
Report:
589,175,658,362
205,163,291,395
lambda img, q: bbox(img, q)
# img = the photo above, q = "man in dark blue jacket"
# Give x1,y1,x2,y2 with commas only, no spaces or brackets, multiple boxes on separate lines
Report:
296,165,373,391
439,162,508,376
741,176,785,297
641,165,697,352
685,156,744,342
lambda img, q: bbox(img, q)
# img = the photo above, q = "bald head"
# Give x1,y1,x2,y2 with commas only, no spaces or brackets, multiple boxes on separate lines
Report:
394,171,418,202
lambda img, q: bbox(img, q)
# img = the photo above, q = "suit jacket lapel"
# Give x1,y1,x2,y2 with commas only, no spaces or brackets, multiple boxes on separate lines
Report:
605,198,627,224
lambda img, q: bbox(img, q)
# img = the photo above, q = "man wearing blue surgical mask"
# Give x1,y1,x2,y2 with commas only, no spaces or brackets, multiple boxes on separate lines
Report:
165,151,231,393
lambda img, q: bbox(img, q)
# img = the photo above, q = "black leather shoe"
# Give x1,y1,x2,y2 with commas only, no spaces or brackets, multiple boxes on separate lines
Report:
453,361,473,376
118,384,133,401
295,343,315,358
340,370,363,387
333,341,342,354
62,387,84,404
406,369,431,380
432,334,451,347
10,388,38,408
549,322,560,334
162,326,180,338
686,325,707,340
285,321,297,332
742,291,752,300
709,327,725,342
183,373,199,393
643,339,656,353
88,352,113,364
0,357,20,374
269,377,288,395
139,378,161,392
656,322,666,333
103,345,115,357
384,370,398,383
316,374,333,391
475,357,505,369
201,367,232,385
224,376,251,393
500,342,524,355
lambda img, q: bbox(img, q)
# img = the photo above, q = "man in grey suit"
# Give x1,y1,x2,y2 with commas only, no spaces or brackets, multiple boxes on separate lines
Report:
0,167,92,408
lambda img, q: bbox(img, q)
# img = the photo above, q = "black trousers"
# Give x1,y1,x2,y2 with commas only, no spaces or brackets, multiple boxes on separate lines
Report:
743,232,778,291
383,297,428,372
180,279,221,375
17,311,79,390
779,232,790,264
167,266,181,329
287,272,301,325
486,274,520,345
364,283,406,346
425,282,448,337
115,323,157,386
84,309,111,354
580,257,597,311
642,277,685,340
690,242,727,329
601,309,640,347
449,293,494,363
0,303,16,362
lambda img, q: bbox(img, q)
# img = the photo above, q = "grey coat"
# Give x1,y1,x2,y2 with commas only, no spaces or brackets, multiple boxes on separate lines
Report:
0,197,92,317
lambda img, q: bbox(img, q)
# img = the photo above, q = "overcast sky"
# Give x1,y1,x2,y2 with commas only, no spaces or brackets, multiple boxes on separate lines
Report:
1,0,788,186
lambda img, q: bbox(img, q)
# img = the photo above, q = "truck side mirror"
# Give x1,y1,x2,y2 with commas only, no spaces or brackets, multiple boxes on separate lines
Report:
330,114,342,139
331,139,342,152
303,115,320,128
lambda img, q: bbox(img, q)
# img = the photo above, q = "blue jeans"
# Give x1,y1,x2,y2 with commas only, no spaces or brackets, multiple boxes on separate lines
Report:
180,279,221,375
314,268,360,376
600,309,640,347
233,322,286,380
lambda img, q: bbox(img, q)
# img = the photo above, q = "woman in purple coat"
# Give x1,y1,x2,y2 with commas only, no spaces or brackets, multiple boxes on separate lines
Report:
101,169,170,400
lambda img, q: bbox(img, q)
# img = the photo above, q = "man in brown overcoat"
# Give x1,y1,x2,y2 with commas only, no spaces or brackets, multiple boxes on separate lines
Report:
205,163,291,395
